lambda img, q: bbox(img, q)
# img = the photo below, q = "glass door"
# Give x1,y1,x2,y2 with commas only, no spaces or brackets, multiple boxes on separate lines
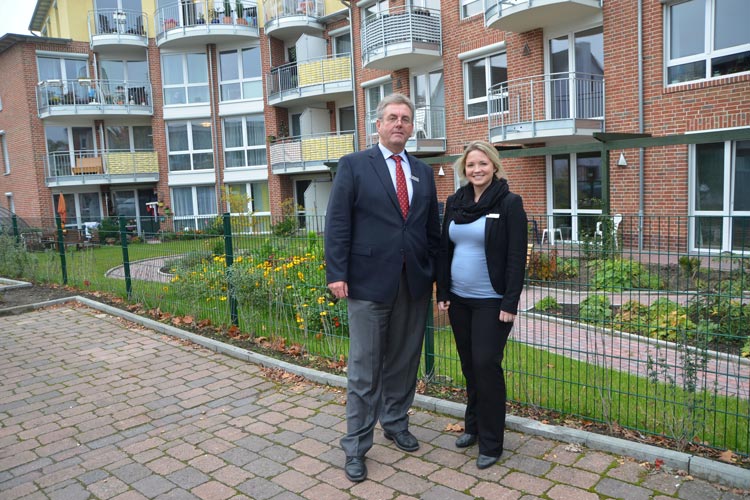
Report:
549,152,602,242
412,70,444,139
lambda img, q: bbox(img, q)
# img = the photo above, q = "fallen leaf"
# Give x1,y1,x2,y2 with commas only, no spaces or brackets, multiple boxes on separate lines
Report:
445,423,464,433
718,449,736,463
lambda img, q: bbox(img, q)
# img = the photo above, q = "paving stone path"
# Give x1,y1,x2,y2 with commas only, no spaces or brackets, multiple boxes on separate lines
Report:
1,304,748,499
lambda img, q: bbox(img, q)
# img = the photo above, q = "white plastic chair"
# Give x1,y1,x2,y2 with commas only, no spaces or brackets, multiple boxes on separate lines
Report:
594,214,623,247
540,227,562,245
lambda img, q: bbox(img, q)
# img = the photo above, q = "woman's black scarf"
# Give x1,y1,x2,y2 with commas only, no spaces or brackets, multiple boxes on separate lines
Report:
451,178,509,225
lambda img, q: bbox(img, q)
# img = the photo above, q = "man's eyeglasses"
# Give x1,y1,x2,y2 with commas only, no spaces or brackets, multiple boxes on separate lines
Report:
383,115,412,125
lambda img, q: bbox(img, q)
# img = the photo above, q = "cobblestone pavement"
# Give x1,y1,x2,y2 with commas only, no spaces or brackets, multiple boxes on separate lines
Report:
1,304,748,499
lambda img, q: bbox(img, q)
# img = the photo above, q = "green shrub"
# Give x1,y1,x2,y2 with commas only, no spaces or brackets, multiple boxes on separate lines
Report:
98,217,120,242
535,295,561,312
579,294,611,324
613,300,649,334
647,298,697,341
590,258,664,291
0,234,32,278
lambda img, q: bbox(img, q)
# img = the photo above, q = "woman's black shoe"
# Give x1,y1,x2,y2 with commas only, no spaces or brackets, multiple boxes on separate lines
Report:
455,433,477,448
476,454,499,469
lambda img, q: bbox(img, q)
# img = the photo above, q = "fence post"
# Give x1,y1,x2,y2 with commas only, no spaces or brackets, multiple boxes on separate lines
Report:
118,216,132,299
424,298,435,379
223,212,239,327
55,215,67,285
11,214,20,245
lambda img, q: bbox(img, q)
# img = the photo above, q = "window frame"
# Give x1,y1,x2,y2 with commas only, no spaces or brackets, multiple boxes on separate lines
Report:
460,0,482,20
161,52,209,106
665,0,750,85
222,114,267,168
463,50,507,119
1,131,9,175
171,185,218,230
218,46,262,102
166,120,214,172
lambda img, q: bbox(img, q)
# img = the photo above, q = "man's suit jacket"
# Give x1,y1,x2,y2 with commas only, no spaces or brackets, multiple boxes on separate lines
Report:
325,146,440,303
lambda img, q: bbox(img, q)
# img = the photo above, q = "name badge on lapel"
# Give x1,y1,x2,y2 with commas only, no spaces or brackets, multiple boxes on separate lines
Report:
486,213,500,219
410,175,420,183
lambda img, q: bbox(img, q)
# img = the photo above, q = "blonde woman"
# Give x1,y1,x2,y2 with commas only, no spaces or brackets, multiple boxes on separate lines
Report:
436,140,527,469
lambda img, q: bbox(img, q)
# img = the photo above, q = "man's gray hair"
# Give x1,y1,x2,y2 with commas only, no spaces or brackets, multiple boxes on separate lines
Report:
376,93,415,121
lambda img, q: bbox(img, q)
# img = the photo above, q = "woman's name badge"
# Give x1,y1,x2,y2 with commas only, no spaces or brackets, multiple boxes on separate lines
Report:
486,213,500,219
410,175,419,182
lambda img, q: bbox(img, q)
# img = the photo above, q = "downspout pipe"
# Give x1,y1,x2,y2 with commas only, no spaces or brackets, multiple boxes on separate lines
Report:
340,0,358,152
638,0,644,250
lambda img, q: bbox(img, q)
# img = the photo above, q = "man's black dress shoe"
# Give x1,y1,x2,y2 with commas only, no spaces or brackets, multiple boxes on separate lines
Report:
476,454,499,469
344,456,367,482
384,430,420,452
455,433,477,448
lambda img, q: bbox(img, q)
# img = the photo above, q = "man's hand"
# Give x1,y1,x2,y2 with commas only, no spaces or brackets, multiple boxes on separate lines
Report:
328,281,349,299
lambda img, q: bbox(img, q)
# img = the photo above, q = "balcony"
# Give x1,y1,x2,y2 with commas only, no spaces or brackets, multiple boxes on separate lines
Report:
88,9,148,51
270,131,355,174
155,1,259,48
366,106,446,154
44,150,159,187
361,6,441,71
485,0,602,34
266,54,352,106
262,0,324,40
37,79,153,118
488,73,605,145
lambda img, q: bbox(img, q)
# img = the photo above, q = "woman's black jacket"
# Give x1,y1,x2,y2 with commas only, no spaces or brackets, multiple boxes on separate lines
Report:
436,188,528,315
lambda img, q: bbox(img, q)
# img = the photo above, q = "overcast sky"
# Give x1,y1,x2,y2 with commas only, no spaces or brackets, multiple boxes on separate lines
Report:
0,3,37,37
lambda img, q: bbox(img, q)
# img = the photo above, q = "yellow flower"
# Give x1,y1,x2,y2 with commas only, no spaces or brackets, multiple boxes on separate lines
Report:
328,302,335,307
286,285,293,289
163,286,169,292
317,296,325,305
302,303,308,308
220,296,227,301
297,271,305,281
319,311,327,316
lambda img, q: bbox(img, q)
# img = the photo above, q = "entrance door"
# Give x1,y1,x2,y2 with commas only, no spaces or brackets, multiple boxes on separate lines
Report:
549,152,602,242
412,70,444,139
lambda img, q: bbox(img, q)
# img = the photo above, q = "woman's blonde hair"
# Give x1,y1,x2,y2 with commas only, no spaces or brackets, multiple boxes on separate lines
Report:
453,140,506,181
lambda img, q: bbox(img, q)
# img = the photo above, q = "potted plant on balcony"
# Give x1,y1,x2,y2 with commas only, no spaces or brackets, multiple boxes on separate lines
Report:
164,18,177,30
211,6,223,23
196,13,206,24
223,0,234,23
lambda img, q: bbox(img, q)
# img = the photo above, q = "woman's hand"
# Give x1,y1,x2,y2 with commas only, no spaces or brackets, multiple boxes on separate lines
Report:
437,300,450,311
499,311,515,323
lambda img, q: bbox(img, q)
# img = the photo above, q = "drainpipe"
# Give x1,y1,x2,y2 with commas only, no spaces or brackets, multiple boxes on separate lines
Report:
339,0,358,152
638,0,644,250
208,44,222,215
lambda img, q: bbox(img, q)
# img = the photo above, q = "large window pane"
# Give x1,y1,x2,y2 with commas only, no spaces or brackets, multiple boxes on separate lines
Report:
251,181,269,212
220,51,239,80
246,115,265,145
79,193,101,222
467,58,486,100
196,186,216,215
670,0,705,59
576,153,601,209
162,54,183,84
173,187,194,216
106,126,130,150
695,142,724,211
191,121,212,149
224,118,243,148
133,126,153,149
242,47,261,78
186,54,208,83
552,155,571,210
714,0,750,50
225,150,245,168
733,141,750,211
167,122,188,151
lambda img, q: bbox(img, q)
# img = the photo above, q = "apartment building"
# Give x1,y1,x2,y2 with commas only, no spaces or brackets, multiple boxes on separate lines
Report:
0,0,748,253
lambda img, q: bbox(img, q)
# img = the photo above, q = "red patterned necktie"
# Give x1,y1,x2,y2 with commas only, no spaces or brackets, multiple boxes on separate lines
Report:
392,154,409,219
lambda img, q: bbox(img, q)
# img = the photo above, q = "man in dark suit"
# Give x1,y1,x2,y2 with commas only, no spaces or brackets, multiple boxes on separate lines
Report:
325,93,440,482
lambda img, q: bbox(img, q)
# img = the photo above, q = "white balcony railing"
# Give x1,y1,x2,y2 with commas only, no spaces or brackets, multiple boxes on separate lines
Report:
361,6,441,65
44,150,159,180
155,0,258,38
262,0,324,25
88,8,148,38
266,54,351,100
37,79,152,115
488,72,604,137
270,131,355,172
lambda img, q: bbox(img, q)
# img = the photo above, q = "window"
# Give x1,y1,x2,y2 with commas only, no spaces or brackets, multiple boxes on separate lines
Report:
225,182,270,232
464,51,507,118
52,192,102,227
162,53,209,105
219,47,262,101
223,114,266,167
37,55,89,104
333,33,351,57
172,185,218,230
1,132,8,175
106,125,153,151
364,81,393,141
691,140,750,252
166,120,213,171
461,0,481,19
666,0,750,84
548,152,602,242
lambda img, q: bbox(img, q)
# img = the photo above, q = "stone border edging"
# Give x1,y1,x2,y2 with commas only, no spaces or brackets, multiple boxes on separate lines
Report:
3,293,748,489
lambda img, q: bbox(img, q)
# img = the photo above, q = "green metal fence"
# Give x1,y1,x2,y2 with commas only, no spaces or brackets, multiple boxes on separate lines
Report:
1,212,748,456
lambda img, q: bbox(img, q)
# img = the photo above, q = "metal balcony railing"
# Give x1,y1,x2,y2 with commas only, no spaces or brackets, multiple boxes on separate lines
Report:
365,106,446,147
37,79,153,115
266,54,351,99
488,72,604,135
155,0,259,37
270,131,355,172
88,8,148,38
484,0,604,22
262,0,324,25
44,150,159,180
361,6,441,64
